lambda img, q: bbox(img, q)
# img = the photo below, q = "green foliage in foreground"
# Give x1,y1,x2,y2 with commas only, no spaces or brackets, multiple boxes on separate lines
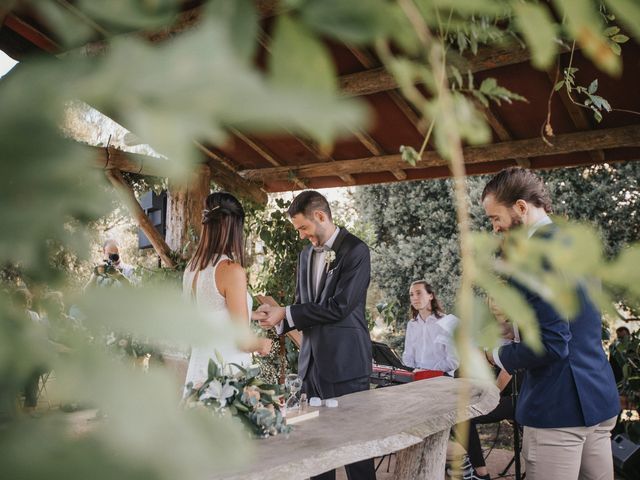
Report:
2,0,640,477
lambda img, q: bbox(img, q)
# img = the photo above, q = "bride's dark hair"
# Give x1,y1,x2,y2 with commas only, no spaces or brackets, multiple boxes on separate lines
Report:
188,192,245,271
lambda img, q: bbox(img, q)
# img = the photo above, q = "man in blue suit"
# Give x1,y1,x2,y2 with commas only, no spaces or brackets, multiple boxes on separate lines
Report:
482,168,620,480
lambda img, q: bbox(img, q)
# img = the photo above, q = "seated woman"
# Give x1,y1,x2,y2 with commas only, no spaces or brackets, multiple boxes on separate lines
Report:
402,280,459,376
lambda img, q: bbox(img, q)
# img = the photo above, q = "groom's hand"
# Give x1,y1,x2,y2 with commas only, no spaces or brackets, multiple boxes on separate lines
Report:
257,304,286,329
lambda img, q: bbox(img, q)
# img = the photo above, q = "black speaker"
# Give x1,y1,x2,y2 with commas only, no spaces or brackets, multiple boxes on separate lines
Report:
612,434,640,477
137,190,167,249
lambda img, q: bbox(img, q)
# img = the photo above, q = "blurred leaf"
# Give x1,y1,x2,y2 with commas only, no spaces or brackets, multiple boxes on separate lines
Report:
554,0,621,76
298,0,394,44
269,15,337,94
77,0,179,31
31,0,95,47
474,268,542,353
514,2,558,70
611,34,630,43
605,0,640,40
0,64,110,278
400,145,420,166
75,286,233,348
206,0,259,64
417,0,507,17
478,77,528,105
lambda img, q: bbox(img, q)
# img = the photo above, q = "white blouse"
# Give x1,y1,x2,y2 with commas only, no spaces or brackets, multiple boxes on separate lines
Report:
402,313,459,375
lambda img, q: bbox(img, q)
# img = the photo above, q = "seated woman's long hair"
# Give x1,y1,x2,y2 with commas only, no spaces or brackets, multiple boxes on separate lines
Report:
188,192,245,271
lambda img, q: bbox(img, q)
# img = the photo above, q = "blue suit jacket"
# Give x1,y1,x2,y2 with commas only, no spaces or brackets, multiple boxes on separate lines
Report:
498,226,620,428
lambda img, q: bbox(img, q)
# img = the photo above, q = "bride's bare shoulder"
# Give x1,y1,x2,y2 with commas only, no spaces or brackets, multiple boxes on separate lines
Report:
215,260,247,290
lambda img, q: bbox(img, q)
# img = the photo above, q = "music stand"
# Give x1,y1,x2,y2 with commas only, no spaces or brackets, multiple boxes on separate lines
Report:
371,341,413,371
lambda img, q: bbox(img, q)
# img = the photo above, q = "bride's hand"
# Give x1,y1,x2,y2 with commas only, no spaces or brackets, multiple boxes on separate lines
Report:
255,338,273,356
251,310,268,322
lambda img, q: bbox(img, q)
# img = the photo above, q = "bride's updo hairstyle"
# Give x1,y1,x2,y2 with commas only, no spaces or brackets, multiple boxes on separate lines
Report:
188,192,246,271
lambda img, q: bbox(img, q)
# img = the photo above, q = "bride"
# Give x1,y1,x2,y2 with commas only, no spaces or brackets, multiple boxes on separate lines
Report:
182,192,271,389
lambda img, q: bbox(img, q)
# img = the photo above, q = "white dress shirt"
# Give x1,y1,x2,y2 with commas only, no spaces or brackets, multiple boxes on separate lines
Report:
402,313,459,375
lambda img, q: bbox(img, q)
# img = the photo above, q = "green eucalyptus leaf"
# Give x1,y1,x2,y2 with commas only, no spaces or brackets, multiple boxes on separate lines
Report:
514,2,558,70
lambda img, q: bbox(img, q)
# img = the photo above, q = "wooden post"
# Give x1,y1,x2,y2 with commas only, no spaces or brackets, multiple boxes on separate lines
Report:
165,164,211,258
104,168,176,268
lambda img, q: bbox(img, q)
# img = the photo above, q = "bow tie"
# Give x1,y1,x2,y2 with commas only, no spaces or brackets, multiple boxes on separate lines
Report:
312,245,331,254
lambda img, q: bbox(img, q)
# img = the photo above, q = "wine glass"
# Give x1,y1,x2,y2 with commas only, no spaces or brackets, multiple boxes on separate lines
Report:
285,374,302,411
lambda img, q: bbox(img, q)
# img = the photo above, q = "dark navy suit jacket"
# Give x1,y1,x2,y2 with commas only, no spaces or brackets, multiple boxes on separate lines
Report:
284,228,373,384
498,225,620,428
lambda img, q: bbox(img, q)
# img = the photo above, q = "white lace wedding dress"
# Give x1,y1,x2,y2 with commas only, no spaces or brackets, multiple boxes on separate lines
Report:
182,255,253,389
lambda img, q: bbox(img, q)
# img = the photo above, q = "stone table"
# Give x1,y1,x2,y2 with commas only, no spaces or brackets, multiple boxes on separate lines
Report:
212,377,499,480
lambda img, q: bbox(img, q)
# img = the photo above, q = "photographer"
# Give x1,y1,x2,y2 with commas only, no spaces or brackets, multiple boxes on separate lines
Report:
85,239,136,289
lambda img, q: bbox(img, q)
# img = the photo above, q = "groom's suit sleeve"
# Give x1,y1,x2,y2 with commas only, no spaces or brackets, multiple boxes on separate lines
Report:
288,243,370,330
278,253,302,335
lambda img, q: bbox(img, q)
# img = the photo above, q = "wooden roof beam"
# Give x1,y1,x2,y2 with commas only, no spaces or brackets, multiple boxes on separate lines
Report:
340,42,545,97
238,124,640,182
194,142,268,204
229,128,308,190
473,99,531,168
89,143,267,204
3,13,60,53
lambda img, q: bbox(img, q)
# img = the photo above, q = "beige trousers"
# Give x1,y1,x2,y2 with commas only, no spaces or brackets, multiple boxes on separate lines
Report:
522,416,617,480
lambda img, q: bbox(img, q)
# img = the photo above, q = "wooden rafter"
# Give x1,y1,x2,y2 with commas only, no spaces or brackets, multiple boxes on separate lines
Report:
90,144,266,204
239,124,640,183
4,13,60,53
193,142,268,204
546,69,605,163
229,128,308,190
340,42,538,97
473,99,531,168
295,137,356,186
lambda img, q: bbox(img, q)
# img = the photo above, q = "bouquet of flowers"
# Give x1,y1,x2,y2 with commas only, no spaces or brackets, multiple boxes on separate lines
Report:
184,353,290,438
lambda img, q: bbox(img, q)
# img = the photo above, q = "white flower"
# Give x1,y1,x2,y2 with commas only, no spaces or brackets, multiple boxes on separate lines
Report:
199,380,238,407
325,250,336,272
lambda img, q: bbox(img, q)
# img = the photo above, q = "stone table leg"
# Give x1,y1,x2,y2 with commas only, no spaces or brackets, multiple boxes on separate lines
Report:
394,428,449,480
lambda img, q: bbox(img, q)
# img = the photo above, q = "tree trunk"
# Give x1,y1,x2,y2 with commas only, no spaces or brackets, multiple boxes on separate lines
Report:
166,164,211,259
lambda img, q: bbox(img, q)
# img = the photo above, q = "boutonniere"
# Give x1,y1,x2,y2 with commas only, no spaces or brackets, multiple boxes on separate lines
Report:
325,250,336,273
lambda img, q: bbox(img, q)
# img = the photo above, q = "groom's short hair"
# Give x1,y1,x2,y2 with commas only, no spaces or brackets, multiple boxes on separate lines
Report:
288,190,333,221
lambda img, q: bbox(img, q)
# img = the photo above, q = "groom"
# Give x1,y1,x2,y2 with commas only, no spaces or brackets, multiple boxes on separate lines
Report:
258,190,375,480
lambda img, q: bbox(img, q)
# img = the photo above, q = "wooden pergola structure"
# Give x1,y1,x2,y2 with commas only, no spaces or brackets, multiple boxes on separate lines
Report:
3,1,640,266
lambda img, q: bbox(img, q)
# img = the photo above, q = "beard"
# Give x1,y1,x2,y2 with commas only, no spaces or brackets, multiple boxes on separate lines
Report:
506,211,524,231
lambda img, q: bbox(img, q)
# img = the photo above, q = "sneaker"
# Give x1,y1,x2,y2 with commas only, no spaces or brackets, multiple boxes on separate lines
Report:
465,470,491,480
446,455,473,479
